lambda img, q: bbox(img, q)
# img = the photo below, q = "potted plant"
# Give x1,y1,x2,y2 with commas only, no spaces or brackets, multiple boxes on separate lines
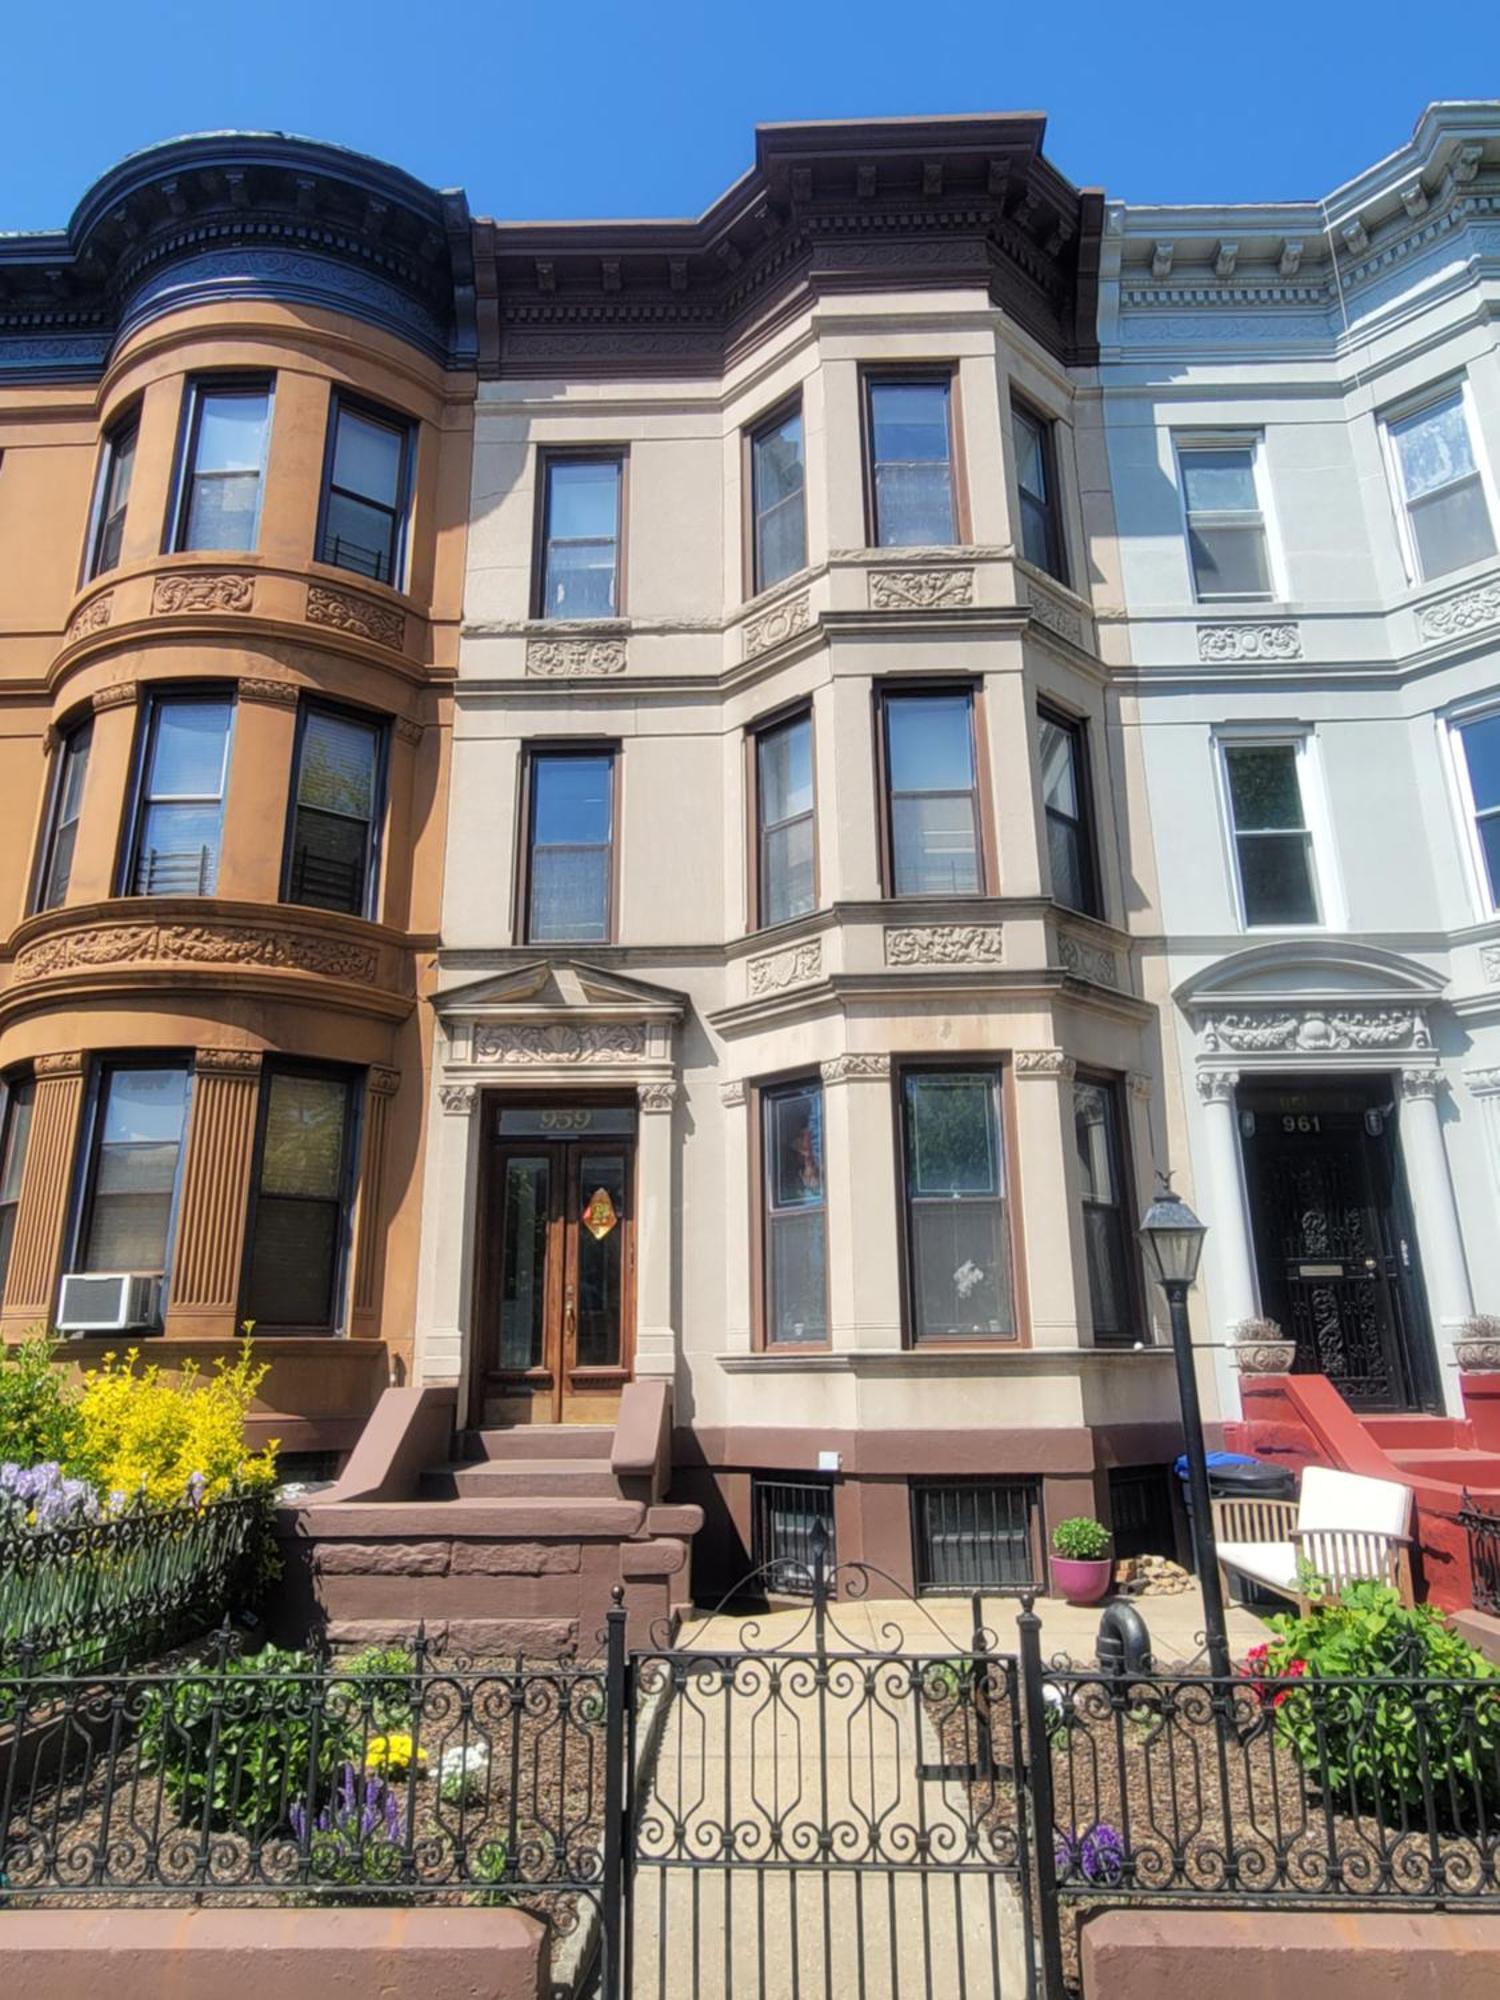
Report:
1050,1517,1113,1606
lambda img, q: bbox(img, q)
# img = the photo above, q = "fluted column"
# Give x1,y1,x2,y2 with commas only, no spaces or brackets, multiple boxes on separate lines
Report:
634,1080,678,1380
1397,1068,1472,1418
166,1048,264,1333
1194,1067,1260,1417
349,1065,401,1338
3,1052,84,1327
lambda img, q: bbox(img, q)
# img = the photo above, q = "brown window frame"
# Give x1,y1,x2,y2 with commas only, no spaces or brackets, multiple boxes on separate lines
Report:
750,1070,831,1354
1011,395,1069,586
1037,700,1103,919
531,448,628,620
516,740,622,947
746,699,818,933
875,680,995,899
1072,1067,1146,1349
893,1056,1028,1350
742,395,808,600
860,365,968,550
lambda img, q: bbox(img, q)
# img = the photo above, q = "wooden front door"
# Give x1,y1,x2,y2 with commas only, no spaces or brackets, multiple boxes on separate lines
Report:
481,1114,635,1425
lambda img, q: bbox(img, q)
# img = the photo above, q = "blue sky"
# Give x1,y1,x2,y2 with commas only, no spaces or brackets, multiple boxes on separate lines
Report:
3,0,1497,232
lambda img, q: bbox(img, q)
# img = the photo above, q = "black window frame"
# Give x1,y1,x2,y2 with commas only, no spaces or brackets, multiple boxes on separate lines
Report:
747,398,807,595
1038,703,1102,918
862,368,961,550
521,743,618,945
534,451,625,620
1011,397,1068,584
85,407,140,581
1072,1071,1143,1348
0,1074,35,1308
166,374,274,555
752,704,817,930
32,713,94,915
120,686,236,899
315,391,415,588
877,683,987,899
911,1479,1038,1594
280,698,390,919
240,1059,362,1335
68,1055,193,1296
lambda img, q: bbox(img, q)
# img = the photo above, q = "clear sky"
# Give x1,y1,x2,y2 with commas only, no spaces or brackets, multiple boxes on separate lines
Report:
4,0,1498,233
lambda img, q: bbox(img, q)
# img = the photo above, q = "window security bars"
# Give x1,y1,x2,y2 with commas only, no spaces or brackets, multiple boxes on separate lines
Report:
914,1480,1035,1592
750,1476,836,1595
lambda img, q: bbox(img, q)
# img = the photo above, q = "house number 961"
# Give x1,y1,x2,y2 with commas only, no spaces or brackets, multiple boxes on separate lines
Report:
1281,1114,1321,1133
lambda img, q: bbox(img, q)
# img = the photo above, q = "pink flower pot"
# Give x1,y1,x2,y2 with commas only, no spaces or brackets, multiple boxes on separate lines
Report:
1050,1555,1113,1606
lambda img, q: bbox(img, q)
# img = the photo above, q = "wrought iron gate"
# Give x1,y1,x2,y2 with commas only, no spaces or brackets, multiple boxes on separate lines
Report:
614,1540,1041,2000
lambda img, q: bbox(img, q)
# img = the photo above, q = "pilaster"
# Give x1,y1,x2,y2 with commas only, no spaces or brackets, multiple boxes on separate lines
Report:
634,1080,678,1379
349,1065,402,1338
1397,1068,1472,1417
166,1048,263,1332
3,1052,84,1326
1011,1050,1086,1349
720,1078,752,1354
820,1054,898,1351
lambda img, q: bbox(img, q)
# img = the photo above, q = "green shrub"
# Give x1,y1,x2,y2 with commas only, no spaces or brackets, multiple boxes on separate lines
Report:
1051,1517,1110,1561
0,1334,78,1469
332,1645,420,1730
1253,1582,1500,1823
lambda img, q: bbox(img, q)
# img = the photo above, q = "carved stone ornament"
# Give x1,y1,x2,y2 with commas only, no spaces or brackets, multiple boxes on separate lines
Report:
193,1047,264,1077
1418,581,1500,647
439,1083,477,1116
637,1080,679,1113
34,1050,85,1078
1234,1340,1298,1375
238,677,300,707
1483,945,1500,986
471,1022,647,1065
524,636,628,677
747,938,822,995
1457,1319,1500,1371
1195,1069,1240,1103
67,591,114,641
1127,1071,1154,1102
719,1078,748,1108
884,924,1003,967
1057,933,1119,988
869,568,974,611
90,680,139,714
369,1065,402,1098
1466,1068,1500,1097
307,583,405,650
1200,1008,1431,1056
14,921,378,986
152,572,255,615
1014,1048,1076,1080
743,592,811,660
1025,584,1084,647
395,716,423,746
1398,1068,1443,1102
819,1053,891,1084
1197,622,1303,663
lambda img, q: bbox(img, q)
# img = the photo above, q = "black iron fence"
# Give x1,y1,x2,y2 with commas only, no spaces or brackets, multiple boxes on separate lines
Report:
0,1495,264,1670
1460,1489,1500,1615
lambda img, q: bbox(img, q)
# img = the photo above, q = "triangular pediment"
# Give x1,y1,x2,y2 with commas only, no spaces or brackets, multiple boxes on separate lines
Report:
1175,940,1446,1011
435,958,687,1023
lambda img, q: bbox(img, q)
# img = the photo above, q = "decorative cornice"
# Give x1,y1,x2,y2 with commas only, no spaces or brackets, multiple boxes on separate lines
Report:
524,635,628,677
819,1053,891,1085
238,676,300,707
747,937,822,996
742,591,811,660
13,919,379,987
1199,1007,1432,1056
1014,1048,1076,1080
637,1080,679,1113
90,680,138,713
152,572,255,616
471,1022,648,1064
1197,621,1303,663
194,1047,264,1076
306,583,404,650
1057,931,1118,988
33,1050,85,1078
884,923,1004,967
869,567,974,611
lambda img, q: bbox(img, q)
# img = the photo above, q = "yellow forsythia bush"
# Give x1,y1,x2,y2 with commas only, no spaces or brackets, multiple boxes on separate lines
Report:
70,1335,278,1509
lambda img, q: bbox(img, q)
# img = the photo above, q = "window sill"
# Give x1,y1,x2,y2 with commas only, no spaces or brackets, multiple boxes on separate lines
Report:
716,1347,1172,1374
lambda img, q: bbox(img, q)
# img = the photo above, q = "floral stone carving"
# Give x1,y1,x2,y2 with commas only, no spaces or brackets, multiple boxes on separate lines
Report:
884,925,1003,966
152,573,255,615
472,1022,647,1064
1417,581,1500,646
1196,622,1303,663
306,583,405,649
67,591,114,641
1200,1008,1430,1055
747,938,822,995
1456,1316,1500,1372
14,921,378,986
743,593,811,660
1057,933,1118,987
869,568,974,611
525,636,628,676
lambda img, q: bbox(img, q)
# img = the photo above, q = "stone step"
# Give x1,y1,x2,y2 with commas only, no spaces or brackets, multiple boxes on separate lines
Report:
1361,1415,1467,1451
422,1458,621,1500
460,1426,617,1462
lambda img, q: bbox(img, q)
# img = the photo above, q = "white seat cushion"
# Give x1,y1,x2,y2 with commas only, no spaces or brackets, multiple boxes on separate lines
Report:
1297,1465,1411,1539
1217,1540,1297,1592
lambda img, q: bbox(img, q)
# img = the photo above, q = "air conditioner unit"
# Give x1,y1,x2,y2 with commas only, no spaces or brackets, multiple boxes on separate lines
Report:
55,1272,160,1334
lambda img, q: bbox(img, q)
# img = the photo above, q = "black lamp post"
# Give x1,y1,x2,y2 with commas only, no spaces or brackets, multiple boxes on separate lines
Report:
1139,1174,1232,1681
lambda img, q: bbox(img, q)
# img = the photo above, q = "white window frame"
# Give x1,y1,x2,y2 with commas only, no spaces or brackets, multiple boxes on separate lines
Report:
1172,431,1284,606
1378,376,1500,589
1443,699,1500,919
1213,726,1343,933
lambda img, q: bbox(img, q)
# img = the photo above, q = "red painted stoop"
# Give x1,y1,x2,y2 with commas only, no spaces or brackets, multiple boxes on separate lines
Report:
1225,1374,1500,1614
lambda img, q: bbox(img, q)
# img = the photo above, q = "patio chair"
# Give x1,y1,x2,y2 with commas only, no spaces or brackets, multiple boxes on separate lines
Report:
1212,1463,1415,1615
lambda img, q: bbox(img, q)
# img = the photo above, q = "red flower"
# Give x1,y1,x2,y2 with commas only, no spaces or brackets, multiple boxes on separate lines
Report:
1271,1658,1308,1707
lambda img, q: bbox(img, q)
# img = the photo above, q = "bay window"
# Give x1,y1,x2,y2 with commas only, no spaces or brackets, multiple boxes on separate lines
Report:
242,1064,359,1331
759,1079,827,1347
898,1066,1016,1343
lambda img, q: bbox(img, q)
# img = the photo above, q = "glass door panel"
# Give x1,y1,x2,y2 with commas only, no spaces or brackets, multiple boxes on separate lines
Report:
499,1154,551,1372
572,1151,626,1369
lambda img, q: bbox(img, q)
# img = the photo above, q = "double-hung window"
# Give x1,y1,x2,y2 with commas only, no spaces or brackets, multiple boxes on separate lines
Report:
1072,1076,1136,1346
318,396,412,586
284,702,386,916
171,380,272,553
126,692,234,896
34,716,92,912
1012,400,1066,581
1454,712,1500,910
87,412,138,578
1220,738,1323,928
749,404,806,593
1385,387,1497,583
899,1066,1016,1343
524,748,616,943
1038,706,1100,917
242,1063,359,1331
74,1063,190,1281
865,375,958,547
538,456,622,617
1177,439,1273,601
880,687,984,896
759,1078,827,1347
0,1078,34,1304
753,710,815,927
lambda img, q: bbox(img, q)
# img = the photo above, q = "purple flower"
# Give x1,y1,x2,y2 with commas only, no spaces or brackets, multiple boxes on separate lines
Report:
1056,1822,1126,1886
293,1762,405,1866
185,1472,208,1510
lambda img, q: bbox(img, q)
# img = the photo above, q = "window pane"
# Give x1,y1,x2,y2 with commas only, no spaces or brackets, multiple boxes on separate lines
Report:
543,544,618,617
149,699,232,798
529,847,610,941
332,407,404,507
297,710,378,820
181,389,268,552
911,1200,1013,1337
194,393,269,474
1480,816,1500,908
244,1199,338,1326
40,724,91,911
1188,521,1271,598
1180,448,1257,512
93,423,137,576
324,490,396,581
1390,394,1477,501
758,715,813,827
886,695,974,794
533,755,612,844
1237,831,1318,925
753,412,806,589
134,802,224,894
874,462,956,546
1039,718,1079,819
289,810,369,913
768,1086,823,1209
0,1085,33,1205
1047,814,1087,913
1014,406,1046,500
1020,491,1056,573
768,1210,827,1344
1461,718,1500,812
258,1073,348,1200
892,794,980,895
1409,479,1496,579
762,816,815,926
81,1068,187,1273
905,1072,999,1196
575,1155,624,1367
1225,745,1303,831
1073,1082,1116,1204
547,459,620,540
871,382,955,545
499,1157,549,1370
100,1067,189,1147
871,382,951,464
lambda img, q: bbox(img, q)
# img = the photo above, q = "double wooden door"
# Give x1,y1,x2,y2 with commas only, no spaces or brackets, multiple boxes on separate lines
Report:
482,1125,635,1425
